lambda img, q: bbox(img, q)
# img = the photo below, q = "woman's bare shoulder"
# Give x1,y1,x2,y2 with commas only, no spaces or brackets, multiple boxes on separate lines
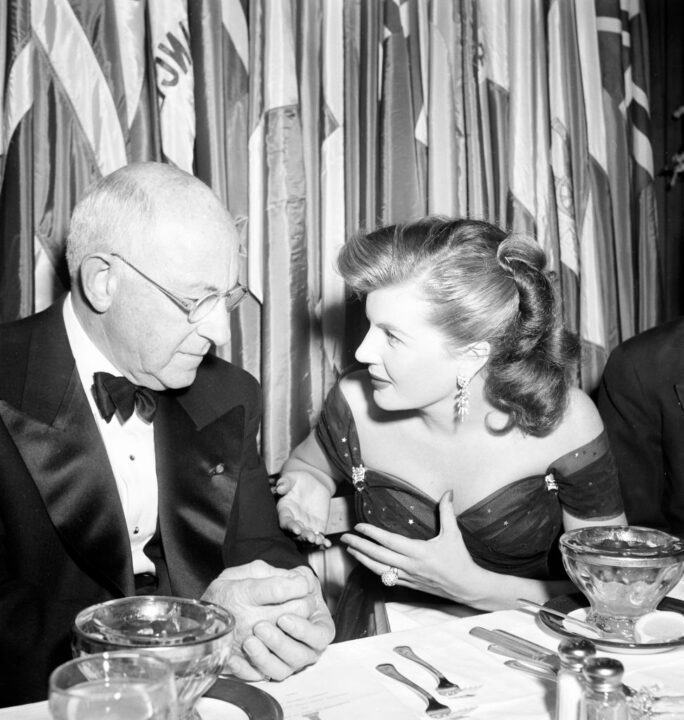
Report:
554,386,604,443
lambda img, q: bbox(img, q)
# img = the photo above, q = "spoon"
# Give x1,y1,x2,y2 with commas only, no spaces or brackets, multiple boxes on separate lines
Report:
515,598,601,637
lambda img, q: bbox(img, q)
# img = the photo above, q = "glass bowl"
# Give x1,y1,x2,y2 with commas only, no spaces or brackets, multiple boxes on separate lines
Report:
560,526,684,640
72,596,234,720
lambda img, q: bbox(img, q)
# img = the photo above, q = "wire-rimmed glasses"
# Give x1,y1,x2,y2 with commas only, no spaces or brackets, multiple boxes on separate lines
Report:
110,252,248,323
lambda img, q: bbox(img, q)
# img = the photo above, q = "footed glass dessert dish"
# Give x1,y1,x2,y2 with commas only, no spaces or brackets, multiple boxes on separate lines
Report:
72,596,234,720
559,526,684,641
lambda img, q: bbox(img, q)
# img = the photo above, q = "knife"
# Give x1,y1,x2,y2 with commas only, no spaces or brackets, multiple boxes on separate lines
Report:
470,627,638,697
469,626,560,669
486,644,560,673
504,660,558,683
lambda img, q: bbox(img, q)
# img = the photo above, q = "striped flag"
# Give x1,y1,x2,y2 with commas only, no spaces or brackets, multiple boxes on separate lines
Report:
148,0,195,172
623,0,660,330
595,0,636,341
2,0,130,317
31,0,127,177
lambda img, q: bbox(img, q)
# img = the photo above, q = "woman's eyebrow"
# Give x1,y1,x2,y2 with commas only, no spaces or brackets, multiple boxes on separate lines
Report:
376,320,415,340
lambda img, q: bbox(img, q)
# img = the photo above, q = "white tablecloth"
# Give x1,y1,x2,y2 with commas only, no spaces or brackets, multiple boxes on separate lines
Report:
5,605,684,720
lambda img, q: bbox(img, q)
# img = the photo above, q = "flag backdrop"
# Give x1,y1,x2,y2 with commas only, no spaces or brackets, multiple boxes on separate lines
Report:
0,0,660,472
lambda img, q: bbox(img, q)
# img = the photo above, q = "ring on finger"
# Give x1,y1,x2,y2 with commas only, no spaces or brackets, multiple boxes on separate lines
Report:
381,566,399,587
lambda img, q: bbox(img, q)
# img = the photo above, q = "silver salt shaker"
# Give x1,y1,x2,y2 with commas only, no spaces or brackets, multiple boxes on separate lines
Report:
581,657,629,720
554,638,597,720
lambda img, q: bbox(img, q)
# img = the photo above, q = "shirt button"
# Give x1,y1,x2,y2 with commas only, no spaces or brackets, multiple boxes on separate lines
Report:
129,454,135,461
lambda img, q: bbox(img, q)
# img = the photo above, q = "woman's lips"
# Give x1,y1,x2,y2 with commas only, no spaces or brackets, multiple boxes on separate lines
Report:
368,372,390,385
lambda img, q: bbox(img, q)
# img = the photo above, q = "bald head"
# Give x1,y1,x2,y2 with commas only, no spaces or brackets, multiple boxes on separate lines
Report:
66,162,238,281
67,162,242,390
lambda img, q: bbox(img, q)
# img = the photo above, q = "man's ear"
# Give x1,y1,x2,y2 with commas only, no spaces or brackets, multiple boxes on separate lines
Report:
80,254,117,313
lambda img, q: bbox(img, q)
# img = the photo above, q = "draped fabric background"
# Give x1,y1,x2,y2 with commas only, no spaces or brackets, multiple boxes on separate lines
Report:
0,0,660,473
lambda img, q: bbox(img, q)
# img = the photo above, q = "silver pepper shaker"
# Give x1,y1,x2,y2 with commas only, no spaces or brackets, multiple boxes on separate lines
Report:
554,638,597,720
581,657,629,720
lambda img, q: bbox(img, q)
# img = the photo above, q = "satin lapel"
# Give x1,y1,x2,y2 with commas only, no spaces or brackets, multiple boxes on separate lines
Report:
154,393,242,598
0,306,133,596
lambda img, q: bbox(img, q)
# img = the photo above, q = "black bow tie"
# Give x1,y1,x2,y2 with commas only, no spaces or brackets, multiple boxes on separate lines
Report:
92,372,158,423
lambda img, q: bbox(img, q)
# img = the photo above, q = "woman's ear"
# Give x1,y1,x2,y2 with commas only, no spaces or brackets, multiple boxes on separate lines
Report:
463,340,491,375
79,254,117,313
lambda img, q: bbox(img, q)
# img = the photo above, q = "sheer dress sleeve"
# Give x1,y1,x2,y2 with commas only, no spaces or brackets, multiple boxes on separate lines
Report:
551,431,625,520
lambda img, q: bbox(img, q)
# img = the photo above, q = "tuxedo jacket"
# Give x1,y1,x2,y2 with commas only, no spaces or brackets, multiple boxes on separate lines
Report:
0,299,304,706
597,317,684,537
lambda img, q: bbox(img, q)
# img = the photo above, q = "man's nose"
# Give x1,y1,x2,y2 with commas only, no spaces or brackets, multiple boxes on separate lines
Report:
196,301,231,348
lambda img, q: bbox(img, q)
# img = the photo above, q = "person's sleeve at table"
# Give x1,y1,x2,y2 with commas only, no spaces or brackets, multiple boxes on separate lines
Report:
597,341,671,531
0,551,86,706
218,379,307,570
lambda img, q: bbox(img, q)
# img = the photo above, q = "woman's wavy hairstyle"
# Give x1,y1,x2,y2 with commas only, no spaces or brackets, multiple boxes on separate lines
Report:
337,217,579,436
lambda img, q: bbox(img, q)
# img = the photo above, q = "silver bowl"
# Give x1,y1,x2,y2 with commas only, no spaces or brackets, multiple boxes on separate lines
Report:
560,526,684,640
72,596,234,720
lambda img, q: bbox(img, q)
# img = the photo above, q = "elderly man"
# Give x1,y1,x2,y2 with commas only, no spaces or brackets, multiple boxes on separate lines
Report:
0,162,333,706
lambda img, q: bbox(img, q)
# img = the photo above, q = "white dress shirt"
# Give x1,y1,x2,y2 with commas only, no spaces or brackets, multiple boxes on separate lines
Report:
63,294,158,575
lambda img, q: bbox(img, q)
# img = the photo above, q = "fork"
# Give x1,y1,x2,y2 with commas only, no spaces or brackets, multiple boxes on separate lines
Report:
393,645,479,697
376,663,475,718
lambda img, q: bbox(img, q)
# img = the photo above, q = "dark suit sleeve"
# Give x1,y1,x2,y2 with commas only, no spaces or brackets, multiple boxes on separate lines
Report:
0,558,84,705
221,381,306,571
0,423,96,706
597,344,668,530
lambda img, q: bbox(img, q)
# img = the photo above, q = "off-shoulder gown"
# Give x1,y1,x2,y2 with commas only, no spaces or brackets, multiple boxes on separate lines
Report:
314,381,624,641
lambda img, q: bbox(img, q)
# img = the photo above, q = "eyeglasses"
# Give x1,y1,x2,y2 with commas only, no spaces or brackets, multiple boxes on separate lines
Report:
110,252,248,323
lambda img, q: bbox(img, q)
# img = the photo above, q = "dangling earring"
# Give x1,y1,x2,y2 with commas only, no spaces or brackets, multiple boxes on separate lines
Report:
455,375,470,421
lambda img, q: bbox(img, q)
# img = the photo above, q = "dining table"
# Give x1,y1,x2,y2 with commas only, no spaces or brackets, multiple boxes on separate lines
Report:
4,593,684,720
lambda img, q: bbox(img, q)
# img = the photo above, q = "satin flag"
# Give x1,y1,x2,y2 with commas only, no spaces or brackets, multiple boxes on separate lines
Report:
507,0,558,270
1,0,131,321
549,0,610,389
595,0,659,331
249,0,310,471
148,0,195,172
320,0,346,381
189,0,258,372
1,0,33,321
379,0,426,224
